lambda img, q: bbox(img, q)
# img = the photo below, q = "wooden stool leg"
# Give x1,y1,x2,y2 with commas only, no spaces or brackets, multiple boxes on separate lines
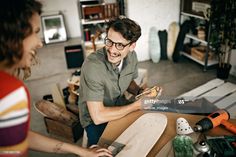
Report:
82,130,88,148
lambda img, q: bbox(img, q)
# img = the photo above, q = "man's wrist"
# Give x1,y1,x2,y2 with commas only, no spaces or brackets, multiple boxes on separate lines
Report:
137,87,144,95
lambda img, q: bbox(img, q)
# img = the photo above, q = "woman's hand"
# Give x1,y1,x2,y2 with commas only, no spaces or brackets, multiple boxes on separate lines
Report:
82,145,113,157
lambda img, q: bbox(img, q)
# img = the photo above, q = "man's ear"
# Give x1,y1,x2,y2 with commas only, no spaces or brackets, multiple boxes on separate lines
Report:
129,42,136,51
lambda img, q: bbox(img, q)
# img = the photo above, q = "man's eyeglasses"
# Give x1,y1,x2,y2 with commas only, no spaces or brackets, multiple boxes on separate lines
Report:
104,37,131,50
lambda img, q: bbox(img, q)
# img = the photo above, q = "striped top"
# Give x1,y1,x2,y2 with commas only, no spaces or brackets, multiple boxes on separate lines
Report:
0,71,30,157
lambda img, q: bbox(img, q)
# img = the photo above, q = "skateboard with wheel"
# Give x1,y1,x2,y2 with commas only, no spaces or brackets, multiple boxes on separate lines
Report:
108,113,167,157
172,20,192,62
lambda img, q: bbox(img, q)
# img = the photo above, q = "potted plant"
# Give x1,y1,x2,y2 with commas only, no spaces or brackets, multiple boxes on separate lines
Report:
208,0,236,79
216,40,234,79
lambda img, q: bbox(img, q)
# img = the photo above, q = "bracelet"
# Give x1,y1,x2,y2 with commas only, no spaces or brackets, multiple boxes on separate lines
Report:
137,87,144,95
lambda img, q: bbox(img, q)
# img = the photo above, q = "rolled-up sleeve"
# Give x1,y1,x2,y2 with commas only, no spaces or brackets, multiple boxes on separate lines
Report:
80,61,104,102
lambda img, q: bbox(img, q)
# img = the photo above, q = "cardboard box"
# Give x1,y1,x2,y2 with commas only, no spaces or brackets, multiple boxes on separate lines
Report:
182,0,211,17
44,117,83,142
191,46,213,61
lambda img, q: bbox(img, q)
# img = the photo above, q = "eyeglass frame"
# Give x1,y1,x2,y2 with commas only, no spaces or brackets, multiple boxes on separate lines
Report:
104,37,131,50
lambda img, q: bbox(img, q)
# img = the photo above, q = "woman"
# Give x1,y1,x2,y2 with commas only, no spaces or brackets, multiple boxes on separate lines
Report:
0,0,112,157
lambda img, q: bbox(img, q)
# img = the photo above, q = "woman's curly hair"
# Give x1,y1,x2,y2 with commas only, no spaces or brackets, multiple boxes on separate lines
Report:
106,16,141,43
0,0,42,78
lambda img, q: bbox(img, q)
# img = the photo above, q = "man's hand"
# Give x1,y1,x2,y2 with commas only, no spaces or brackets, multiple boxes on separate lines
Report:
135,86,162,100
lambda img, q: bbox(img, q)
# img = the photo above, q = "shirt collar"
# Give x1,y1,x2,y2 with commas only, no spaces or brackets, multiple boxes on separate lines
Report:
102,48,131,73
117,59,123,72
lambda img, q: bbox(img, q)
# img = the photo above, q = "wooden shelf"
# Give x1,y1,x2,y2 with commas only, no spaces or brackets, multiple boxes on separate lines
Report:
79,0,121,57
81,19,106,25
186,34,207,45
181,12,205,20
180,51,218,66
180,0,214,71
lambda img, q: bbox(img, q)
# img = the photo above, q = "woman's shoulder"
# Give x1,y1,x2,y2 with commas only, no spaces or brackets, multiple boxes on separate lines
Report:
0,71,26,98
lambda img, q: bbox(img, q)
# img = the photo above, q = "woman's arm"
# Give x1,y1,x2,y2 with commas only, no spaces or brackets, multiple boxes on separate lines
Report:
28,130,112,157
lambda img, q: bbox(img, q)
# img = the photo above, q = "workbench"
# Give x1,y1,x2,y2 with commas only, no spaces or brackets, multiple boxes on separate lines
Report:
98,78,236,156
98,111,236,157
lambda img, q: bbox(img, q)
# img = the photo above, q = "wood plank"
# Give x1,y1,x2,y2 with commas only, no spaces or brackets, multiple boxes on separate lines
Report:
227,103,236,119
200,82,236,103
214,92,236,109
51,83,66,108
178,79,224,99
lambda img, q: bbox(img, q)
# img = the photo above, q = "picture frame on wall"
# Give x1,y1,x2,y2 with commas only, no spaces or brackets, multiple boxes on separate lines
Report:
41,14,67,44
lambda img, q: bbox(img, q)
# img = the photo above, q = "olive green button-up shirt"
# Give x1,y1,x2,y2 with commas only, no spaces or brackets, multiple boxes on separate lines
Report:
79,47,138,128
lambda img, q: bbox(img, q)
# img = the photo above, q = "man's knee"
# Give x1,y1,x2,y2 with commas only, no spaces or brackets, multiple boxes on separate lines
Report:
85,123,107,146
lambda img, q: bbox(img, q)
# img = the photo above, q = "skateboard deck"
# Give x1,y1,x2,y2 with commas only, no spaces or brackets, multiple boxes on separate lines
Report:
173,20,191,62
149,27,161,63
108,113,167,157
167,22,180,60
158,30,168,60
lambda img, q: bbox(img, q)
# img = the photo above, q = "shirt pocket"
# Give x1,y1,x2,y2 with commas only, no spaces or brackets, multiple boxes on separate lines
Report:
119,72,134,92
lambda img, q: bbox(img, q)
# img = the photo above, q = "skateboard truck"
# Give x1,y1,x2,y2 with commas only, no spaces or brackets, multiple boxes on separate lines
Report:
100,139,125,156
107,141,126,156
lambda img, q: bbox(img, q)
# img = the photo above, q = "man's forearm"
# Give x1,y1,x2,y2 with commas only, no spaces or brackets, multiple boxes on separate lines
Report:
102,102,140,121
87,100,141,125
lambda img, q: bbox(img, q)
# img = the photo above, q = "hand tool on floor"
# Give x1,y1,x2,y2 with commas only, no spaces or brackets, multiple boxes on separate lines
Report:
194,109,236,134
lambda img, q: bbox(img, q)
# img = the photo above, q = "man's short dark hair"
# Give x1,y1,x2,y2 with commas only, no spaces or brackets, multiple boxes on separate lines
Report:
106,16,141,43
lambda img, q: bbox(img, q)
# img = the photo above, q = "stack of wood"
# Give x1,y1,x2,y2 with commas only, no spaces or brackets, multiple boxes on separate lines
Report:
34,83,83,142
197,27,206,41
191,45,214,61
35,100,78,125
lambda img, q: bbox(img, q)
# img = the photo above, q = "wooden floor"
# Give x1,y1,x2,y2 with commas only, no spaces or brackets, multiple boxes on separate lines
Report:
179,78,236,118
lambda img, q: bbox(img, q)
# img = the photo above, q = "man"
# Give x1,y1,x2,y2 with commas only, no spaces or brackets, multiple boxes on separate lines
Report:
0,0,111,156
79,16,145,146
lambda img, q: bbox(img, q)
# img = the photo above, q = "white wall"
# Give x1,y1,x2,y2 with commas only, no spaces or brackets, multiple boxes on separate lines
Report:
40,0,81,38
126,0,180,61
39,0,180,61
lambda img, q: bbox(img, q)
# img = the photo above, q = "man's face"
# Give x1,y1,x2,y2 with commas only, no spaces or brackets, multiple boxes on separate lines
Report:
105,28,136,65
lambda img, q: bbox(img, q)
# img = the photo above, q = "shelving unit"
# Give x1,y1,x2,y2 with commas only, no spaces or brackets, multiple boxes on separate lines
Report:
180,0,218,71
186,34,207,45
78,0,122,56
